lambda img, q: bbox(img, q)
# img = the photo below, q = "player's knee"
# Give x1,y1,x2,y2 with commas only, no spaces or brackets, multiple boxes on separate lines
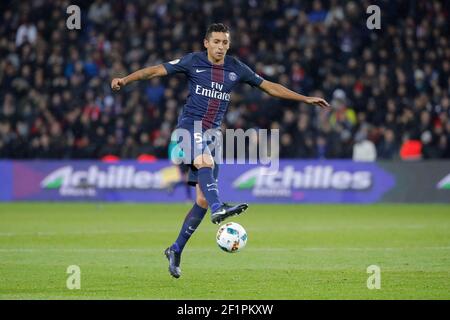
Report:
196,195,208,209
193,154,214,169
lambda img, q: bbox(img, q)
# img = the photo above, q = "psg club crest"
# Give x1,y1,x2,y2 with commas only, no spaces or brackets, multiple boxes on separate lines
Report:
229,72,237,81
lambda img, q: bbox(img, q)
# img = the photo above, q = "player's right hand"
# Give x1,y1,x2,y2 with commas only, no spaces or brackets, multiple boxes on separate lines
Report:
304,96,331,110
111,78,125,91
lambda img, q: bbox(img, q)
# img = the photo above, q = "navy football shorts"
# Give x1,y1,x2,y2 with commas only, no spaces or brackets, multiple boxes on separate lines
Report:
171,124,221,187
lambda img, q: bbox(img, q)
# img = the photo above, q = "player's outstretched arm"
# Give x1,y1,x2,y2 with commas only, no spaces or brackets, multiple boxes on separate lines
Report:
258,80,330,110
111,64,168,91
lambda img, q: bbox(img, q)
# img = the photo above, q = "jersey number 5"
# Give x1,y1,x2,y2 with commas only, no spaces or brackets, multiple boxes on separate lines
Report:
194,132,203,144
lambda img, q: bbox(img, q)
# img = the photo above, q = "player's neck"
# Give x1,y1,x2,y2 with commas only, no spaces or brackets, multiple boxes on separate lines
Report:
207,52,225,65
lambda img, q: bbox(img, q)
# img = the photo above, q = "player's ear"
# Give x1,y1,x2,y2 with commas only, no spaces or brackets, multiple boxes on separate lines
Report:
203,38,209,49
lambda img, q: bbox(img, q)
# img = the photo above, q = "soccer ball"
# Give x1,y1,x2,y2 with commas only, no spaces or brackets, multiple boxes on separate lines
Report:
216,222,248,253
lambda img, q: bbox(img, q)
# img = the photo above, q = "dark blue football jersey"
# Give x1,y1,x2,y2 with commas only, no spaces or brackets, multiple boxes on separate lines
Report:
162,51,264,129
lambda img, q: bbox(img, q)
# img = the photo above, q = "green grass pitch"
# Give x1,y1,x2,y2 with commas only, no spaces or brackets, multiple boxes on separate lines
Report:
0,203,449,299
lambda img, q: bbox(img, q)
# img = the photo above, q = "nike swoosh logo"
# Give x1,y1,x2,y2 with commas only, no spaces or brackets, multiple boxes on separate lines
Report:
207,183,217,187
196,69,207,73
188,226,196,231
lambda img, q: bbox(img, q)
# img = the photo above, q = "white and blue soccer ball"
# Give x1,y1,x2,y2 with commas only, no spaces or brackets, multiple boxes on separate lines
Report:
216,222,248,253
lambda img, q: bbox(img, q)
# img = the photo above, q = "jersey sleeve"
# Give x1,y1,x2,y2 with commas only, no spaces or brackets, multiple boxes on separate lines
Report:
237,60,264,87
162,53,194,75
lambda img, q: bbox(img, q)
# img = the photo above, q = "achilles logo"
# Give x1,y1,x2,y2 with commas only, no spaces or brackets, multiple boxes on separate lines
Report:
233,166,372,197
41,165,165,196
437,173,450,190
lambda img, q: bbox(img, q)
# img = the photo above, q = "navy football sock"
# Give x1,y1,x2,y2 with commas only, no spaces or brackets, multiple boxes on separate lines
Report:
171,203,207,253
197,167,222,212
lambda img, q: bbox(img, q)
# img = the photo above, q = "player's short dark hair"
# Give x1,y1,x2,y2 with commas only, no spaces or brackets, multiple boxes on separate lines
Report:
205,23,230,39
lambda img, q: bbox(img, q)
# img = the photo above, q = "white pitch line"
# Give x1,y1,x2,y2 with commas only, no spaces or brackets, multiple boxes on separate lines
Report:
0,224,439,237
0,229,179,237
0,247,449,253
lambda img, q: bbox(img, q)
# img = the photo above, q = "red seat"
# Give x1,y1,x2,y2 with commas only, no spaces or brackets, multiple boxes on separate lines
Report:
137,154,157,163
101,155,120,162
400,140,422,160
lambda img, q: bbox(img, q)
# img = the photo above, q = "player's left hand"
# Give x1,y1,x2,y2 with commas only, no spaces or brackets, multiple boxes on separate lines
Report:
305,97,331,110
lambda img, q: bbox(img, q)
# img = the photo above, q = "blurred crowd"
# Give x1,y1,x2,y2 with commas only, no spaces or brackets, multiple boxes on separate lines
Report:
0,0,449,160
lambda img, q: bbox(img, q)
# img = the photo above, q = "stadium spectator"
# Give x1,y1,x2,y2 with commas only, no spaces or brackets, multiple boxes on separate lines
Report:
15,17,37,47
0,0,449,160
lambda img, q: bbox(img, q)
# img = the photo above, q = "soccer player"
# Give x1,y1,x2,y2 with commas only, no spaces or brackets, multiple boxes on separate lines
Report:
111,23,329,278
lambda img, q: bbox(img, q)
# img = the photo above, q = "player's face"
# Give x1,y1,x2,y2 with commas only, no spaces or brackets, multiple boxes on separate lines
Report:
204,32,230,62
